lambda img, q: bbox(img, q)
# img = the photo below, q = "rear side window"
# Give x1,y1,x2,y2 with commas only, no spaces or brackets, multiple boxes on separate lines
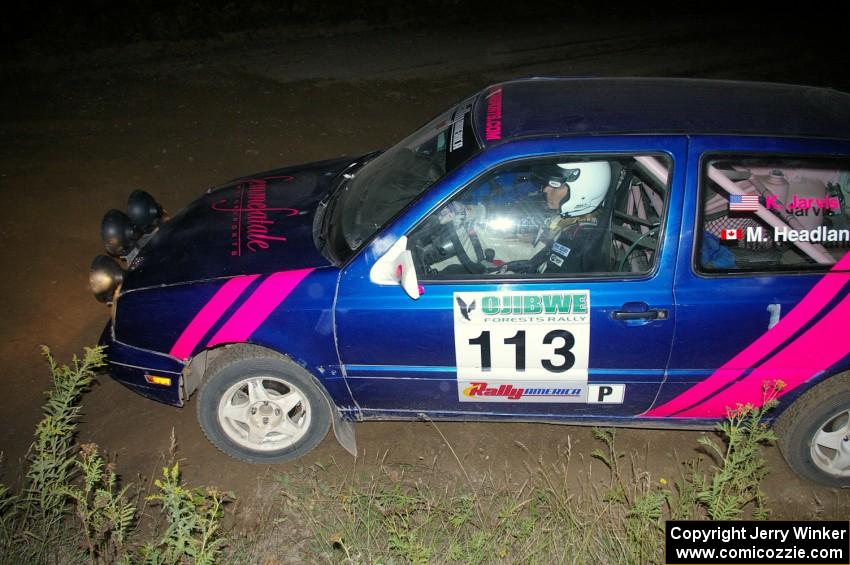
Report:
698,157,850,273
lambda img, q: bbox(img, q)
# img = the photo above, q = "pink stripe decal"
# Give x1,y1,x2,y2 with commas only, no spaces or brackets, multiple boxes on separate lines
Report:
169,274,260,360
674,293,850,418
206,268,314,347
645,252,850,417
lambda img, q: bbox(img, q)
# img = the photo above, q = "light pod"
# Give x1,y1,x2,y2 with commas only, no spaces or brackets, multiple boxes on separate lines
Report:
101,209,138,256
89,254,125,302
127,190,163,233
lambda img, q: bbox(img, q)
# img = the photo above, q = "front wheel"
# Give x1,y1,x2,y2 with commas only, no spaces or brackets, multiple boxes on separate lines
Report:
775,372,850,487
196,348,331,464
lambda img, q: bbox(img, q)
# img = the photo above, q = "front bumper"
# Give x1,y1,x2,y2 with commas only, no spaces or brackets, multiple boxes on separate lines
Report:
99,322,186,406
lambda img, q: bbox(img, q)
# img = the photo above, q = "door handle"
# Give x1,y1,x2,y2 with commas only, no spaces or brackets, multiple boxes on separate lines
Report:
612,308,668,321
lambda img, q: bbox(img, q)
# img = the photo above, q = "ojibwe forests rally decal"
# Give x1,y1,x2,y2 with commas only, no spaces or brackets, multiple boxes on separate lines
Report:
454,290,621,403
211,176,300,256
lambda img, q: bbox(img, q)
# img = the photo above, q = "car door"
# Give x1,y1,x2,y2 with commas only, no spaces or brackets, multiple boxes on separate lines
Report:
335,137,686,420
651,136,850,421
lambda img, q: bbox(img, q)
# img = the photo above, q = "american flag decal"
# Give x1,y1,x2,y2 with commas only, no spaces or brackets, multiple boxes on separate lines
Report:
729,194,759,212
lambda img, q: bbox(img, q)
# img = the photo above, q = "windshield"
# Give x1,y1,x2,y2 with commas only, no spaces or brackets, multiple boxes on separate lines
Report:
326,99,480,261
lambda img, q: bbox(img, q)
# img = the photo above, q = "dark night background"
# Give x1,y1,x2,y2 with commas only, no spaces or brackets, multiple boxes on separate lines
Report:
3,2,843,59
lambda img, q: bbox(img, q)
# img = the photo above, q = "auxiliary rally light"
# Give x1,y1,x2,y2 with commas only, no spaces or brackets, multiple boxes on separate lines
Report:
127,189,163,233
100,209,138,257
89,254,125,302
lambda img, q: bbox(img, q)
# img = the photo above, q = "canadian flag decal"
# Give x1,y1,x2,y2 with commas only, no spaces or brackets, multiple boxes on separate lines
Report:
720,229,743,241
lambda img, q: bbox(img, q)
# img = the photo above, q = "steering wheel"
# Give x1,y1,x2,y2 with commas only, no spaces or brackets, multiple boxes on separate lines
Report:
441,206,490,274
413,209,488,275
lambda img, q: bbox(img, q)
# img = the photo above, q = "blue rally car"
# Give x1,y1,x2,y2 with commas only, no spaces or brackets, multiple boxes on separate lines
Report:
90,77,850,486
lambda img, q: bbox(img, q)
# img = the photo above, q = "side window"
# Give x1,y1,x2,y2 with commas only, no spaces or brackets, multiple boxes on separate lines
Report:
408,154,671,279
699,157,850,273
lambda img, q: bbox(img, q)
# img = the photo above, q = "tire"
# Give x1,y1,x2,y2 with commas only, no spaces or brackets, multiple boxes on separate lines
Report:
196,347,331,464
774,372,850,487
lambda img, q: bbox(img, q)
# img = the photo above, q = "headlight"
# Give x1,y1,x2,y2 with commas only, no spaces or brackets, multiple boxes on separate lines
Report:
101,209,138,256
127,190,163,233
89,255,125,302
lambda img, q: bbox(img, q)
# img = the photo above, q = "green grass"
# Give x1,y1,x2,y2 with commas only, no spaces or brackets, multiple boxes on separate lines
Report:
230,391,783,564
0,346,793,564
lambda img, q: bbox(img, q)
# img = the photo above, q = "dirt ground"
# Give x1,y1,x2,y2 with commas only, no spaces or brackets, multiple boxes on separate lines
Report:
1,16,848,521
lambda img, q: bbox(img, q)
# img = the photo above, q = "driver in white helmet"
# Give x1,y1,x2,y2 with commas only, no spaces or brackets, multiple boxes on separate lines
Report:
508,160,612,273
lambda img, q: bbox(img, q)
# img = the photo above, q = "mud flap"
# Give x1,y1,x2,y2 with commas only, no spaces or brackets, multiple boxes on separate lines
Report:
329,401,357,457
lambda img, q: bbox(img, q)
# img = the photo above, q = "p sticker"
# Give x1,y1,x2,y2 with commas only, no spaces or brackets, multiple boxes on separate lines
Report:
588,384,625,404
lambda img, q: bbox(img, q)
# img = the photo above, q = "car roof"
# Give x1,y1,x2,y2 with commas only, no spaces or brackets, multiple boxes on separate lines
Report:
473,77,850,144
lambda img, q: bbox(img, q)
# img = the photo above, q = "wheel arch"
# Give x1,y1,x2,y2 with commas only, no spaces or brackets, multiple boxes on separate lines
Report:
773,369,850,486
774,369,850,433
770,366,850,424
183,342,357,456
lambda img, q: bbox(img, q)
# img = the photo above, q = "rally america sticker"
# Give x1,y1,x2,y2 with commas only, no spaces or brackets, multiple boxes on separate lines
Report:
454,290,591,402
460,381,625,403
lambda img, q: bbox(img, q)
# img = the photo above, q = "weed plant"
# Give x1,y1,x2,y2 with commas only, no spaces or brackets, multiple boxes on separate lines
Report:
0,346,231,565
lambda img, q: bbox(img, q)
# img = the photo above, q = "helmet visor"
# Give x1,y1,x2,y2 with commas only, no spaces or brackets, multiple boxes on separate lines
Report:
560,167,581,183
543,167,581,190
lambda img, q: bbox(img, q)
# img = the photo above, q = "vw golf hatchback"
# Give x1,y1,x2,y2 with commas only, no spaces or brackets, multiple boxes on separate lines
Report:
89,77,850,486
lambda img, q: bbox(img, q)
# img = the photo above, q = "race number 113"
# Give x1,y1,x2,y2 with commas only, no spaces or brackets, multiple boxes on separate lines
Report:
453,290,591,381
468,329,576,373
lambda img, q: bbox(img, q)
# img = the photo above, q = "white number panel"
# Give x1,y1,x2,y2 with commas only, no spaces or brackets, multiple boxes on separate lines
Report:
453,290,590,382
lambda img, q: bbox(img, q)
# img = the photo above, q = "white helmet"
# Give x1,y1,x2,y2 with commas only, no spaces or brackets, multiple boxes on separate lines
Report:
553,161,611,217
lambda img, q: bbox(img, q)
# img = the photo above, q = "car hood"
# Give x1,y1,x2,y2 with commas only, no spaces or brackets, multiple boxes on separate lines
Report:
122,156,357,291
